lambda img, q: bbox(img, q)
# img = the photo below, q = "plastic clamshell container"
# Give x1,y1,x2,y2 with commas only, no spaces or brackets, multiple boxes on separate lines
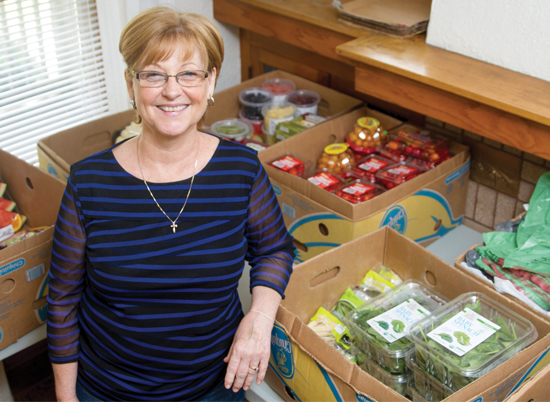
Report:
238,109,263,136
210,118,253,142
334,179,386,204
351,154,395,183
316,143,356,175
346,117,388,155
355,348,412,397
306,169,346,192
386,131,450,164
261,101,298,135
261,78,296,103
285,89,321,115
406,351,454,401
407,292,538,392
239,87,273,120
375,162,425,190
408,385,429,402
346,280,448,374
269,153,311,177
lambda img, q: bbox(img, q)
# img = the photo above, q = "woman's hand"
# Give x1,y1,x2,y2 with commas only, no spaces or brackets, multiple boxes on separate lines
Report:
223,309,273,392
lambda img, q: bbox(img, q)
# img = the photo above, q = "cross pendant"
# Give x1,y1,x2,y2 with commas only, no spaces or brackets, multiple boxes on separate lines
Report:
171,222,178,233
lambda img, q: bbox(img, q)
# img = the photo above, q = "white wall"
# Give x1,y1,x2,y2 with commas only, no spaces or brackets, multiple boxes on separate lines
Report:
97,0,241,114
427,0,550,82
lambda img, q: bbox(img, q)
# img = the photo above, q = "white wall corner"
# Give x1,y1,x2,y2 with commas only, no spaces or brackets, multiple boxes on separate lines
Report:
426,0,550,82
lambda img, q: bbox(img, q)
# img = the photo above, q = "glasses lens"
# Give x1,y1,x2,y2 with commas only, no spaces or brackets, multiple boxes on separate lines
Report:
177,71,205,86
139,71,167,87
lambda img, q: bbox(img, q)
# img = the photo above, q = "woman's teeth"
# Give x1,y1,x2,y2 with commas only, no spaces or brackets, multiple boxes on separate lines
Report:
159,105,187,112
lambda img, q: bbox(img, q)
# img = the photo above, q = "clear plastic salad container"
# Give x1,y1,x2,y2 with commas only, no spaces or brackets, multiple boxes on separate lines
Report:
355,348,412,397
210,118,253,142
406,350,454,401
408,385,429,402
407,292,538,392
346,279,448,374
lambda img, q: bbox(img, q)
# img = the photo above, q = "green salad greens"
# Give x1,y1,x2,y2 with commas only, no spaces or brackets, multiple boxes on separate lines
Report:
416,300,518,390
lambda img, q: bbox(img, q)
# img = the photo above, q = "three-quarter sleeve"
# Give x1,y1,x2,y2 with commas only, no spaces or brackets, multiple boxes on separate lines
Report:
246,162,295,298
47,175,87,363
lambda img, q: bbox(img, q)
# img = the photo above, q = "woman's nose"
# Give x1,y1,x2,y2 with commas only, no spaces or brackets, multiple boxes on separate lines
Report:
162,75,183,98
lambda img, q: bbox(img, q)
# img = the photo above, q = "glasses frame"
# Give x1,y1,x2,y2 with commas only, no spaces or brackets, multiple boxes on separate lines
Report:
131,69,209,87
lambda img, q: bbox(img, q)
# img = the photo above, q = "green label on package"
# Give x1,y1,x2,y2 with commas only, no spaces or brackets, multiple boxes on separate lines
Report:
311,307,351,343
367,299,430,343
428,308,500,356
360,271,395,293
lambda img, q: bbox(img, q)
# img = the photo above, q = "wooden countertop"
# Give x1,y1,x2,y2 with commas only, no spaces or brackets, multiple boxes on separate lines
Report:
233,0,368,39
337,35,550,128
214,0,550,157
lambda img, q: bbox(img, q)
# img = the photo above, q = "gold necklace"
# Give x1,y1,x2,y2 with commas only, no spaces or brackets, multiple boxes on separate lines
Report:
136,136,199,233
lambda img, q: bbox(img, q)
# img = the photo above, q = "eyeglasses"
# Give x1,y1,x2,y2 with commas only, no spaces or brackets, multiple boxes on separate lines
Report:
132,70,209,87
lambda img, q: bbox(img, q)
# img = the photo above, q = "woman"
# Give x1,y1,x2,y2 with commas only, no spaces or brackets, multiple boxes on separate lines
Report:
47,6,295,402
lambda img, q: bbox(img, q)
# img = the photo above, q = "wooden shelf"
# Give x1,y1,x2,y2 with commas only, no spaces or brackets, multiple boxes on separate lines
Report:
336,35,550,128
214,0,550,159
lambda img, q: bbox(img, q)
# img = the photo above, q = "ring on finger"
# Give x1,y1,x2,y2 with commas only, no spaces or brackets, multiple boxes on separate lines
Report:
249,366,259,371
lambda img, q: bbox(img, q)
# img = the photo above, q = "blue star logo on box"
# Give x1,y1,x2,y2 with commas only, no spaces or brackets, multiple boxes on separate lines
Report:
270,323,295,379
379,205,408,234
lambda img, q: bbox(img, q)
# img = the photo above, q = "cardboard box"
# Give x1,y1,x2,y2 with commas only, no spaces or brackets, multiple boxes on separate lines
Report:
38,71,363,182
505,352,550,402
203,69,363,127
259,107,470,262
0,149,65,350
37,110,135,182
267,227,550,402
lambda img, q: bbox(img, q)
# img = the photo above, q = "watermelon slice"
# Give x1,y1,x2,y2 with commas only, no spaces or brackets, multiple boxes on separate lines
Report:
0,198,16,211
0,183,5,198
0,209,26,232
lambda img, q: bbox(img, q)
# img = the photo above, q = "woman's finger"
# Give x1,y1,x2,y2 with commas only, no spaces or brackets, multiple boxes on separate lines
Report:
255,359,269,385
242,361,260,391
231,359,253,392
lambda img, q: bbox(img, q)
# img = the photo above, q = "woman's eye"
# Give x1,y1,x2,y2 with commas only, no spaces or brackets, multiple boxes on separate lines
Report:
181,71,198,78
144,72,164,80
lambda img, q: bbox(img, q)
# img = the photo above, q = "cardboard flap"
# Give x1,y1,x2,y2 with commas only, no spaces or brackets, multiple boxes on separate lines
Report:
342,0,432,27
38,110,135,170
0,149,65,228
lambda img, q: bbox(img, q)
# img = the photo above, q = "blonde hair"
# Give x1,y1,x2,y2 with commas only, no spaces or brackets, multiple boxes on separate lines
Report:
119,6,224,124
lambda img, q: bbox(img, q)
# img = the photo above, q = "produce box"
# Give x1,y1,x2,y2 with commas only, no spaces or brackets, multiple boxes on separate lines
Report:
266,227,550,402
0,149,65,350
38,71,362,182
259,107,470,262
505,352,550,402
202,69,363,127
37,110,135,182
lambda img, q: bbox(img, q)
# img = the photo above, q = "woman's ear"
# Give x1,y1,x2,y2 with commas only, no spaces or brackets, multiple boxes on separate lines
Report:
125,70,135,101
207,67,217,97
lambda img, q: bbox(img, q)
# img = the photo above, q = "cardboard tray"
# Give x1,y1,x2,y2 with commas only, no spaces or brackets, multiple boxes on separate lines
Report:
0,149,65,349
267,227,550,401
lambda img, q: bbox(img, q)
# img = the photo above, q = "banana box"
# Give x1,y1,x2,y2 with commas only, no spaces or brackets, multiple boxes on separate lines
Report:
0,149,65,350
265,227,550,402
260,107,469,262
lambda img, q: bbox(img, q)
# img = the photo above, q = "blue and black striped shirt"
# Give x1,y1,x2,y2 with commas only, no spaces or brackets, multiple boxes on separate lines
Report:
47,138,295,401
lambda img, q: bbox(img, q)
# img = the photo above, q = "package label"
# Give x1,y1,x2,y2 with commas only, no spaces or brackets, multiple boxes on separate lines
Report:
272,156,302,171
388,165,418,176
308,173,340,189
343,183,374,196
0,225,14,243
359,158,389,172
26,263,45,282
0,258,25,277
428,308,500,356
368,299,430,343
